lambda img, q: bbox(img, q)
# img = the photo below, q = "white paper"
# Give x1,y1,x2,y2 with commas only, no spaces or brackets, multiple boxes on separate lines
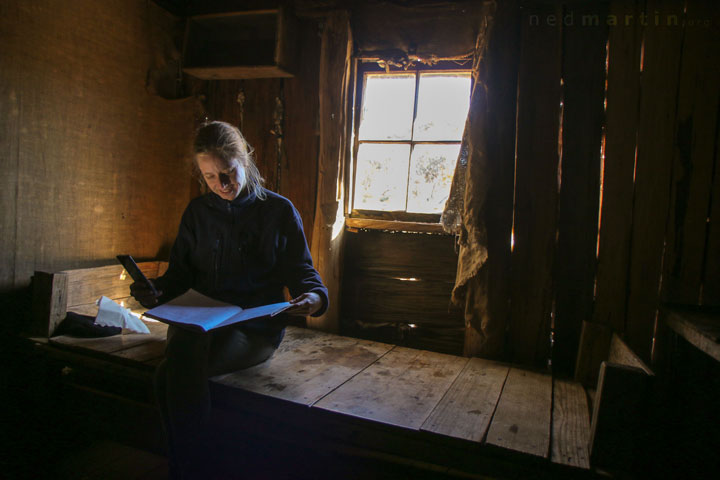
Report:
95,296,150,334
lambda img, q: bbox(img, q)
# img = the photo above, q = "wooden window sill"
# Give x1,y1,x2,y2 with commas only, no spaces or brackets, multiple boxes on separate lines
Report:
345,217,449,234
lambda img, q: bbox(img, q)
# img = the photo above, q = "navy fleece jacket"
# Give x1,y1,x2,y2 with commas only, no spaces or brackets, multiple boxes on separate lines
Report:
154,188,328,344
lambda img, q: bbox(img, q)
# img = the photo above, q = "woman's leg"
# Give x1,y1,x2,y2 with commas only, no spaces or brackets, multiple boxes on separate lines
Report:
155,326,276,477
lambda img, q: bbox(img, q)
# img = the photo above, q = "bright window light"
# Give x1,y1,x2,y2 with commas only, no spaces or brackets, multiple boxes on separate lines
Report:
352,69,471,219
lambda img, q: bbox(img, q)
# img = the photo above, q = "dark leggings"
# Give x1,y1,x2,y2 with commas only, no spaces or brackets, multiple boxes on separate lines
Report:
155,325,276,473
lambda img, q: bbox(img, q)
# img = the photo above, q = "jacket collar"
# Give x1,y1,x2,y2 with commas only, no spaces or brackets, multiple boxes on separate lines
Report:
206,189,257,211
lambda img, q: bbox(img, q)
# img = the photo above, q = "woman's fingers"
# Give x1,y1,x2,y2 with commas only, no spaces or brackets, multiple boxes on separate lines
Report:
286,292,321,316
130,281,161,308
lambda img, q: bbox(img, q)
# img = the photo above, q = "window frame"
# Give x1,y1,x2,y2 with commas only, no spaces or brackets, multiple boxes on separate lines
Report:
349,59,473,225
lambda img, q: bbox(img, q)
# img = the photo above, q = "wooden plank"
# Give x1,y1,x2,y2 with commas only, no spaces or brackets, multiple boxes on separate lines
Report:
205,78,283,192
68,296,149,318
314,347,467,430
463,0,520,358
593,0,645,333
308,10,352,332
508,1,561,366
574,320,614,388
50,333,157,355
344,218,444,234
625,0,685,362
49,319,166,354
663,0,720,305
589,361,652,469
663,307,720,362
281,18,321,244
705,114,720,304
183,66,294,80
63,262,162,307
344,227,458,283
420,357,509,442
551,379,590,469
608,333,653,374
30,271,68,337
213,327,393,406
485,368,552,458
553,1,608,375
112,339,167,363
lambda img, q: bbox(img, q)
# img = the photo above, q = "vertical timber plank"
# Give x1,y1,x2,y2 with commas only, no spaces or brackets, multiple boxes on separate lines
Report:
508,1,562,366
205,78,282,192
282,19,321,243
574,320,613,387
463,0,520,358
594,0,644,334
554,1,609,375
30,271,68,337
309,11,352,332
663,0,720,305
625,0,685,362
705,116,720,304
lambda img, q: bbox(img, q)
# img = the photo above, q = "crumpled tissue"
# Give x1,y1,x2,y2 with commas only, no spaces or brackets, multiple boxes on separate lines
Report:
95,296,150,334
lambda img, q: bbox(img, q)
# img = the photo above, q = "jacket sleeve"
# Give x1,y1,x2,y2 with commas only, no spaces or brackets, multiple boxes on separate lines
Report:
154,205,196,303
280,205,329,317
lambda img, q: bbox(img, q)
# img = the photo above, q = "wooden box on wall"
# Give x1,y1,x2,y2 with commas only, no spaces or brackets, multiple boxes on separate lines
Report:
182,8,298,79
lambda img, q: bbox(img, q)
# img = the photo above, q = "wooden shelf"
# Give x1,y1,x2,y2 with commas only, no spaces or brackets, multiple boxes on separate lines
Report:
182,8,297,80
662,305,720,362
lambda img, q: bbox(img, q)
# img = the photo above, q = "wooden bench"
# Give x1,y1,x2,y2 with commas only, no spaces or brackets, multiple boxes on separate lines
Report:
28,263,603,478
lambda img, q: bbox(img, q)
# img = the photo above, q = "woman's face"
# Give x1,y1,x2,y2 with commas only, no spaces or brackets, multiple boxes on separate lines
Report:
196,153,247,201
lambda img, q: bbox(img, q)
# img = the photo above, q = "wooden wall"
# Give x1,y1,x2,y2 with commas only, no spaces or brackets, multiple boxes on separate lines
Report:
0,0,196,320
594,0,720,363
341,230,464,355
202,18,321,244
507,0,720,371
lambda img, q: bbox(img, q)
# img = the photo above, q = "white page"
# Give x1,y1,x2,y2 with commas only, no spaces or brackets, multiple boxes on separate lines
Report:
213,302,291,329
146,289,241,331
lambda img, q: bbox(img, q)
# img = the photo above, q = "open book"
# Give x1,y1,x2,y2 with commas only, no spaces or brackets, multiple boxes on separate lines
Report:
144,289,290,332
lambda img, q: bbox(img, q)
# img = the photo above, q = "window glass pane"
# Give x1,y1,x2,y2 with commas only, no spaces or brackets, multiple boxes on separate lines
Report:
406,144,460,214
354,143,411,211
413,73,471,141
358,74,416,141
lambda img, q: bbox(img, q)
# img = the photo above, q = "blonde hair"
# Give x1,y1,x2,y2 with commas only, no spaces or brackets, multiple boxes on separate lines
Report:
193,121,266,200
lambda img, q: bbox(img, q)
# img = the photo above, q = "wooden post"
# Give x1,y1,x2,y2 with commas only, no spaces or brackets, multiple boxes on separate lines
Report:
553,1,608,375
30,271,68,337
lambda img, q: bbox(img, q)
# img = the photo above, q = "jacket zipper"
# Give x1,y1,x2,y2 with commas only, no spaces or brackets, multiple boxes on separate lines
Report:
213,237,221,290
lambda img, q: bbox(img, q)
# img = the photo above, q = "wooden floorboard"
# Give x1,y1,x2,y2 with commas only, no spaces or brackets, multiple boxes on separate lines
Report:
485,368,553,458
313,347,468,430
212,326,393,406
421,357,509,442
551,378,590,469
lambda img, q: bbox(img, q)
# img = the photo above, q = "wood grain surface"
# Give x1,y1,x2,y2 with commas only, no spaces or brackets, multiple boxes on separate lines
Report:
314,346,467,429
421,357,508,442
485,368,552,458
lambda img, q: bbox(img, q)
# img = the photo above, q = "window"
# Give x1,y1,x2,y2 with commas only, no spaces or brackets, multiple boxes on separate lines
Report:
351,62,472,223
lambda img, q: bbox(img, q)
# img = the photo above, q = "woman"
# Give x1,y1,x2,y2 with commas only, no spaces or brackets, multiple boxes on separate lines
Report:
131,121,328,477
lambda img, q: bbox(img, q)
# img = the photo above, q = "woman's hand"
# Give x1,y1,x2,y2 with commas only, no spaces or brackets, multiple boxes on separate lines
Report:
285,292,322,316
130,280,162,309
